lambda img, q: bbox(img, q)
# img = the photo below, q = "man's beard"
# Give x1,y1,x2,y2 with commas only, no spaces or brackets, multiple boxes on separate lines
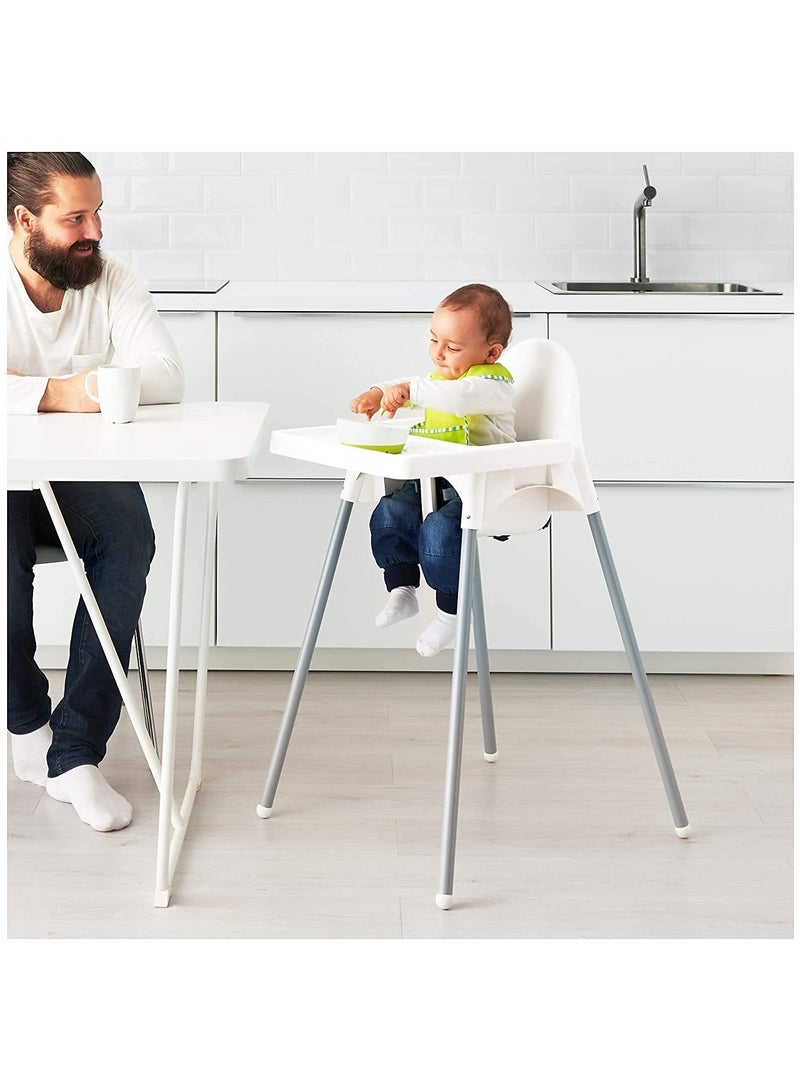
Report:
25,227,104,291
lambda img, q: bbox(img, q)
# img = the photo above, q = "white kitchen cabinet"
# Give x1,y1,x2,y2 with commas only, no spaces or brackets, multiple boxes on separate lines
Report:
158,310,216,401
552,484,793,653
216,479,551,651
548,313,793,481
216,312,546,477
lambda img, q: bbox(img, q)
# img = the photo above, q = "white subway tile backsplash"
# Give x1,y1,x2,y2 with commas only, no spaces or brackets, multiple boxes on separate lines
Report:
682,152,756,174
462,153,534,175
102,213,168,249
206,177,277,212
388,215,461,250
499,251,572,280
755,153,793,174
422,250,499,281
242,214,315,248
84,152,792,285
130,249,206,281
132,177,204,211
686,213,763,250
498,176,569,212
277,178,348,213
171,214,240,248
206,249,278,280
242,153,315,175
462,214,534,251
351,177,421,211
351,251,425,280
536,213,607,249
315,214,386,247
718,251,793,282
277,248,351,280
719,176,793,211
387,153,460,174
314,153,387,174
169,153,241,174
570,176,637,212
423,177,496,211
534,152,606,174
606,153,683,174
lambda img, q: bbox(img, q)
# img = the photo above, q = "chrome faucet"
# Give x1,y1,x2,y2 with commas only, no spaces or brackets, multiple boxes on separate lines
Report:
632,164,657,284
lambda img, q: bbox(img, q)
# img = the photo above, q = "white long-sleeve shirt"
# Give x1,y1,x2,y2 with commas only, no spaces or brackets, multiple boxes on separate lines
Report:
6,252,184,414
375,367,516,445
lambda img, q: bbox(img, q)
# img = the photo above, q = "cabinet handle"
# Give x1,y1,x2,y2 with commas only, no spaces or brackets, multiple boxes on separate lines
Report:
563,312,787,319
596,480,791,488
158,309,202,315
231,310,431,317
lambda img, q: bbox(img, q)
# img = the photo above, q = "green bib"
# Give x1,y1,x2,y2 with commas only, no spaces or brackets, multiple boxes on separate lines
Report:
409,362,514,445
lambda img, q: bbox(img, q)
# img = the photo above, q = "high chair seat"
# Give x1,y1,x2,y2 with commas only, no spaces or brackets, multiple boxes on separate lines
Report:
256,338,691,910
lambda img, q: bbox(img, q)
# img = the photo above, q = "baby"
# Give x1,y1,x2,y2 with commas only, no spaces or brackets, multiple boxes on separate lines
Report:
349,283,516,656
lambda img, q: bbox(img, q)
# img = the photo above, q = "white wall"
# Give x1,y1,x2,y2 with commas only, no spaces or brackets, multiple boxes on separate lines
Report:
87,151,793,285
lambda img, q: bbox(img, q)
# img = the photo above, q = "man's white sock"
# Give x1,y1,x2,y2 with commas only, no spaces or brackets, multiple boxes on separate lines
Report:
375,586,419,628
46,765,133,832
11,724,52,787
416,609,458,657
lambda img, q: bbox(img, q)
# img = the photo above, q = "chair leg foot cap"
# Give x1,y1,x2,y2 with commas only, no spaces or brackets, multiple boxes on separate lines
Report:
483,751,498,763
435,893,454,910
256,804,272,819
674,823,691,839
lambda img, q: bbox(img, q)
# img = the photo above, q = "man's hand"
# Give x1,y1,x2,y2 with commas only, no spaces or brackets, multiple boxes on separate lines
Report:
380,383,410,418
349,387,383,419
38,371,101,414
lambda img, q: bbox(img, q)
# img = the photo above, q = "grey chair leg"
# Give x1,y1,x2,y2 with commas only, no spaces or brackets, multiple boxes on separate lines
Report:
257,498,354,817
133,621,158,757
586,511,691,836
436,527,478,909
471,549,498,762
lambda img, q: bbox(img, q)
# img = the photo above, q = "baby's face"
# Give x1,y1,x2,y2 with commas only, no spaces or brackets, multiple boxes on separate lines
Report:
428,306,501,379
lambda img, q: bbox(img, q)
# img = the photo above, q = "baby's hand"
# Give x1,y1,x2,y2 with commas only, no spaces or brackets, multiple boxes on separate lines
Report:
349,387,383,419
380,383,410,418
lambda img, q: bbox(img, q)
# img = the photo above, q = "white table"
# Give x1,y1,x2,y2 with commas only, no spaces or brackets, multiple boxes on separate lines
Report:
8,401,270,907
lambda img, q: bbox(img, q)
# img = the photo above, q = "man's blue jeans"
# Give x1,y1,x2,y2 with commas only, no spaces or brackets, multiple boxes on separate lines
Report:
369,479,462,614
7,482,155,777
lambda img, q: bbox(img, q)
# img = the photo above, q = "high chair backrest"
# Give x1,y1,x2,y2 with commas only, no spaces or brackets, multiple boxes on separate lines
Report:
442,338,598,536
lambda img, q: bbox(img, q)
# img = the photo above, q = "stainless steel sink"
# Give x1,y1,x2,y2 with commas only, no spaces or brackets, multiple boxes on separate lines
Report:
537,281,781,295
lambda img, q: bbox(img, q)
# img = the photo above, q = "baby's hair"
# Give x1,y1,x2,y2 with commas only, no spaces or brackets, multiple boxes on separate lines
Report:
7,152,97,227
438,283,513,348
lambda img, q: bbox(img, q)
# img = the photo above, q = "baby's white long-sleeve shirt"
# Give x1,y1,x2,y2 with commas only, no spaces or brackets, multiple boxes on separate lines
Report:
376,368,516,445
6,253,184,414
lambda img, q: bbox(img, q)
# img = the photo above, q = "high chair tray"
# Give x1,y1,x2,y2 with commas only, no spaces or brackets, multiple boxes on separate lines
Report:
269,425,574,480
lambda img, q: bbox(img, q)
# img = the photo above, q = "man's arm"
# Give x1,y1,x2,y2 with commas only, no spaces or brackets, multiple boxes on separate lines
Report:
37,372,100,413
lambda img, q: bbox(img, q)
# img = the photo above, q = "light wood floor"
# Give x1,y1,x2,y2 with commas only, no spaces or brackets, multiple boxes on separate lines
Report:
6,669,793,939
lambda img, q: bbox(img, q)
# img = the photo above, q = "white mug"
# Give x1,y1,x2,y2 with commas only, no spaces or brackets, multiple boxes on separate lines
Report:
85,365,141,424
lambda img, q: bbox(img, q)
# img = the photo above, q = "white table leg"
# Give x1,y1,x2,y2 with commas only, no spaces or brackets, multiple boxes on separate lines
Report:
154,481,190,907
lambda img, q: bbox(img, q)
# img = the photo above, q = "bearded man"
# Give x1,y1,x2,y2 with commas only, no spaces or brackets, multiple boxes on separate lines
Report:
7,152,184,832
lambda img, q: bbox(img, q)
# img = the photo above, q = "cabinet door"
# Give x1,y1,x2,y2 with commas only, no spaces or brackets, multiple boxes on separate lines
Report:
158,311,216,401
216,479,551,651
549,313,793,481
552,484,793,653
217,312,546,477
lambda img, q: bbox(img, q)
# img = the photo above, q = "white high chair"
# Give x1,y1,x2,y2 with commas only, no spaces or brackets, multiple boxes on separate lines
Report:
256,338,691,910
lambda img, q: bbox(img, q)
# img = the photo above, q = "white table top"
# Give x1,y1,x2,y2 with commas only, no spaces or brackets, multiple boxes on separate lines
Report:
270,425,574,479
8,402,270,483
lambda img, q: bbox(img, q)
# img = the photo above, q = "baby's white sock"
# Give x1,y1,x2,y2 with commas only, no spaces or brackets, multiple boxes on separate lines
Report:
375,586,419,628
416,609,458,657
11,724,53,787
46,765,133,832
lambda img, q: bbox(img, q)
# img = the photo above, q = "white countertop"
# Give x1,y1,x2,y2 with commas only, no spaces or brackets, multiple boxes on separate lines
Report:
152,279,794,315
